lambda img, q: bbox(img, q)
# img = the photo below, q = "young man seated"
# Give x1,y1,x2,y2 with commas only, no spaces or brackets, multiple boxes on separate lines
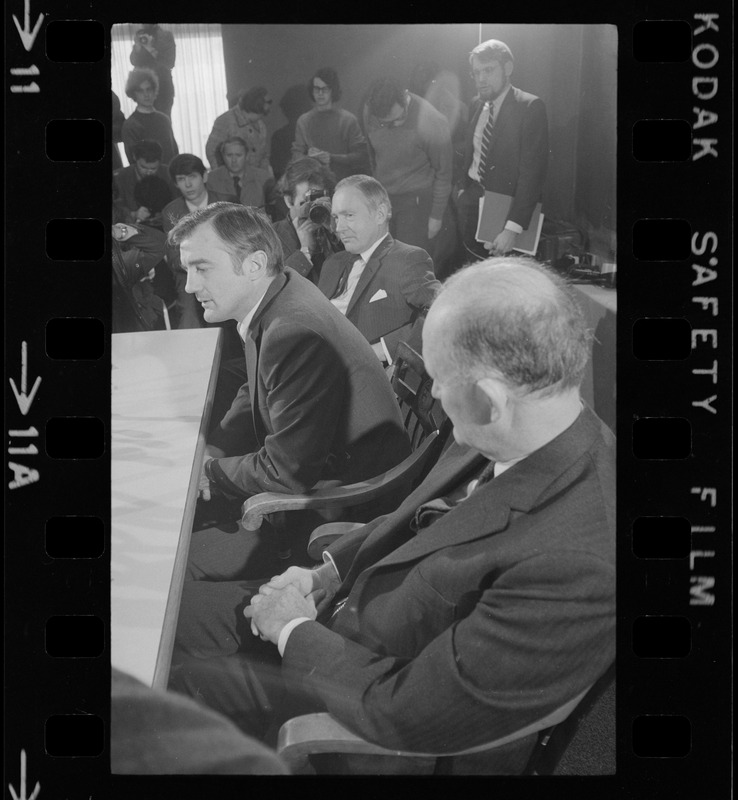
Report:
206,136,276,215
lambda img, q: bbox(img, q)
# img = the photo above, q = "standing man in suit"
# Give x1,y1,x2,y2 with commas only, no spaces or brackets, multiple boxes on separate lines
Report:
319,175,440,363
457,39,548,261
169,203,410,580
171,256,615,773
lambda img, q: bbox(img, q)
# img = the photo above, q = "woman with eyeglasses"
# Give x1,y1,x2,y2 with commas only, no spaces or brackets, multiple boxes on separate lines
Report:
206,86,274,175
291,67,369,182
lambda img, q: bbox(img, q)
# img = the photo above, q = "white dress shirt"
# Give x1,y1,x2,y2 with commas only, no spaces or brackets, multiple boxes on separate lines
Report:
330,233,389,315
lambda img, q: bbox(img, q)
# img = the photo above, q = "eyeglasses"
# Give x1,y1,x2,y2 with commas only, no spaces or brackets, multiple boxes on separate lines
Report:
313,85,331,94
374,105,408,129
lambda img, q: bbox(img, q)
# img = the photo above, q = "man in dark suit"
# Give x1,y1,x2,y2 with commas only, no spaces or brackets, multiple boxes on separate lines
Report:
319,175,440,363
169,203,410,580
171,256,615,773
457,39,548,261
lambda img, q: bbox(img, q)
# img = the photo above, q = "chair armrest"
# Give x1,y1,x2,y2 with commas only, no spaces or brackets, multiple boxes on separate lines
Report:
277,713,413,773
277,686,592,773
307,522,364,561
241,431,439,531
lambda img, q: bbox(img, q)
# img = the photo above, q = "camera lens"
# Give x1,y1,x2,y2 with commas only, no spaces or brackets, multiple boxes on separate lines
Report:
308,199,332,225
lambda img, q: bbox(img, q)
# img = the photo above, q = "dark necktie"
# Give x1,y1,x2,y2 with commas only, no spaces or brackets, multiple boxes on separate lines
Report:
232,175,241,201
410,460,497,532
331,254,363,299
477,102,496,181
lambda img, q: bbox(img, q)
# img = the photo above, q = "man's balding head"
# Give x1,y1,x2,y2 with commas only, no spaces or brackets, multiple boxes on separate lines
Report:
426,257,591,397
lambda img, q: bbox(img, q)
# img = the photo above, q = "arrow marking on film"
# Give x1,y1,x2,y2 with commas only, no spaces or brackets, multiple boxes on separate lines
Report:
12,0,45,52
9,342,42,416
8,750,41,800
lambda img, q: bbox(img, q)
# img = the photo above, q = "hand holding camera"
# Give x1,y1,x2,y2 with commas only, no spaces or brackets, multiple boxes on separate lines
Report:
296,189,332,227
135,31,155,52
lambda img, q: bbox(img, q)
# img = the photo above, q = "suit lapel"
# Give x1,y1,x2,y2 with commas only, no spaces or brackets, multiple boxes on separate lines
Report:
287,220,300,253
244,272,289,443
322,252,352,298
359,406,606,572
343,445,485,583
345,235,393,317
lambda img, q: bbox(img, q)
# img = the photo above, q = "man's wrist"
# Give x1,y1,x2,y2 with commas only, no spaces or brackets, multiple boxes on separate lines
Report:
277,617,312,656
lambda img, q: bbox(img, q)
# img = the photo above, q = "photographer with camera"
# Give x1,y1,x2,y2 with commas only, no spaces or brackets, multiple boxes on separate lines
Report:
273,157,343,283
130,24,176,118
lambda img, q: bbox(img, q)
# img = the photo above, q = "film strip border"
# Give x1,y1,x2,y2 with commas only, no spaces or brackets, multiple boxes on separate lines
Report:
3,4,732,797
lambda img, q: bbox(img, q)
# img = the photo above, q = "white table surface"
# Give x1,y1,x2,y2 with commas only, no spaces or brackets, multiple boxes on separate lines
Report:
111,328,222,688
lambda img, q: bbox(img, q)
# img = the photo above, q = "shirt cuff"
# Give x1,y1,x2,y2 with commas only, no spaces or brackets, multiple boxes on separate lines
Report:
300,247,313,263
504,220,523,234
277,617,312,656
379,336,393,365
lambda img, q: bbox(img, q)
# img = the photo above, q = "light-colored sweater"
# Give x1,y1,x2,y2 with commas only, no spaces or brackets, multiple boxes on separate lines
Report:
363,92,453,221
292,106,368,181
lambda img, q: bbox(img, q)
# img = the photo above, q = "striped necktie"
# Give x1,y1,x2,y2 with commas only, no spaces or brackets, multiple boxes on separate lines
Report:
477,102,496,181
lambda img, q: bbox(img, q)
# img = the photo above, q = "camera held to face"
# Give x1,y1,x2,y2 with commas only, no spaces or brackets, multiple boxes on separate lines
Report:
136,31,153,46
297,189,332,227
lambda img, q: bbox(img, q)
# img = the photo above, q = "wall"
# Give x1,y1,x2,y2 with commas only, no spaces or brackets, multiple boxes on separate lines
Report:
220,23,617,248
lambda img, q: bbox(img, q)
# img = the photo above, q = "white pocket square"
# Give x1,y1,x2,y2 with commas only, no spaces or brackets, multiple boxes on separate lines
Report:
369,289,388,303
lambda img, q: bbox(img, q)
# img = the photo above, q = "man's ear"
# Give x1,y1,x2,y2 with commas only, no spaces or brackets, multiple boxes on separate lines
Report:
244,249,268,277
376,201,390,227
475,376,509,423
504,60,514,79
